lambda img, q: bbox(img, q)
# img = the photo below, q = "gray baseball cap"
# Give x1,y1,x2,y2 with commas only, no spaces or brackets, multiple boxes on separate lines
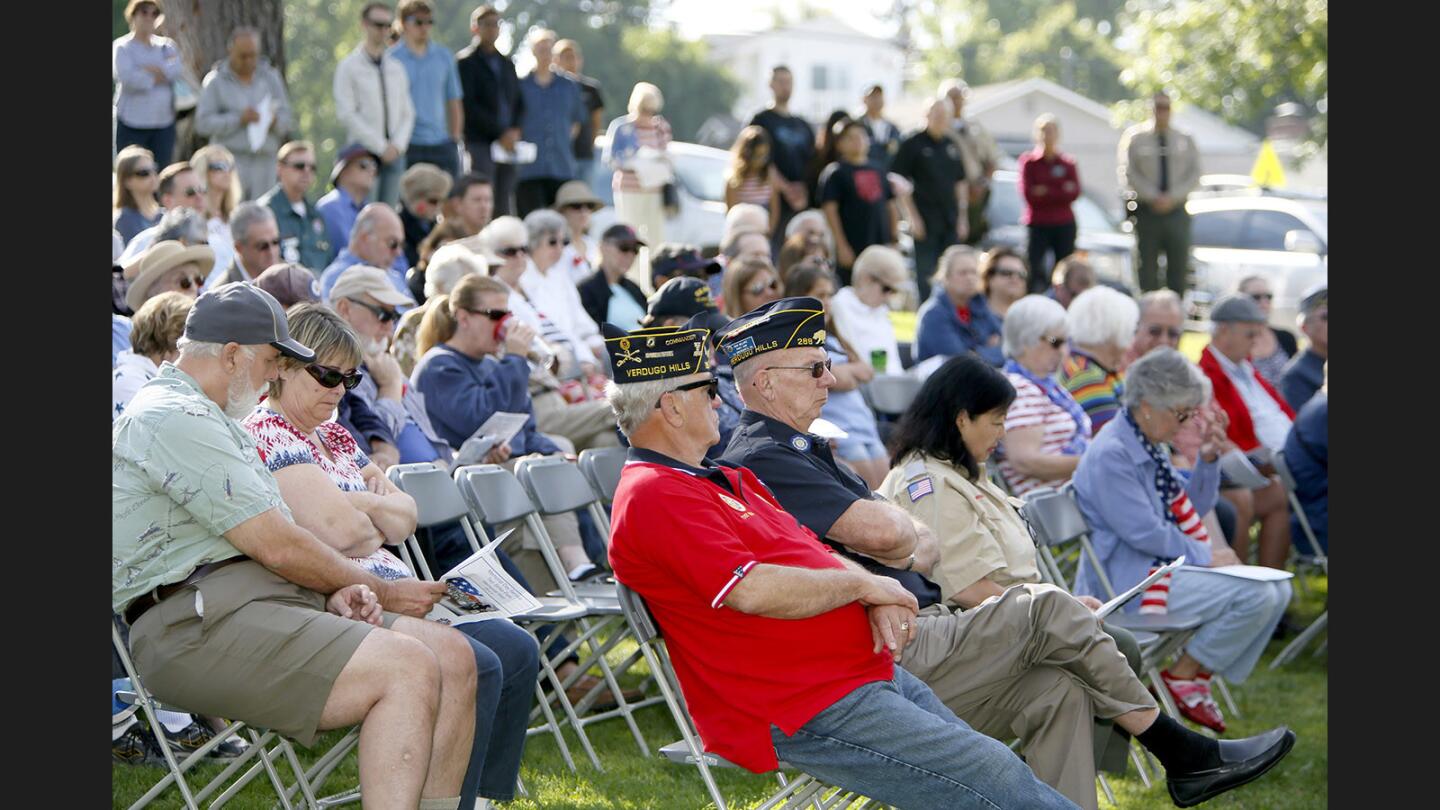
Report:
184,283,316,362
1208,293,1266,324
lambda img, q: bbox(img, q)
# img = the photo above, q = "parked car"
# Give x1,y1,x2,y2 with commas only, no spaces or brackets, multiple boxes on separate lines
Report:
586,137,729,254
980,169,1139,292
1184,195,1328,327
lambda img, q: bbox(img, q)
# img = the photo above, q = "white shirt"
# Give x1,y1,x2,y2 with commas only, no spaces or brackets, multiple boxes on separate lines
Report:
119,215,234,285
505,281,593,376
113,351,159,421
560,239,596,285
829,286,902,374
1214,350,1293,449
520,259,603,361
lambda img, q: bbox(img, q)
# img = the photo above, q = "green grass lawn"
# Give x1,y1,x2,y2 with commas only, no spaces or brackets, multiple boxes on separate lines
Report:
114,577,1326,809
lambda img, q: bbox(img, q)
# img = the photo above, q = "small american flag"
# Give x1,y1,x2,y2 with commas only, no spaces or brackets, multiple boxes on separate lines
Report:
907,477,934,502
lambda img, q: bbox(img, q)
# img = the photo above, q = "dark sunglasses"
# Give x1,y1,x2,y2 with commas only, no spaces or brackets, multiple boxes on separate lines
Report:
176,273,207,291
382,237,402,251
877,281,897,295
406,16,434,26
1040,336,1066,349
252,238,283,251
181,186,203,198
284,161,318,173
305,363,364,390
355,158,378,172
365,17,393,28
425,196,444,206
346,297,400,324
132,167,156,178
463,307,511,321
1146,325,1183,340
561,203,594,212
207,162,232,173
615,242,640,254
544,237,572,248
765,359,833,379
655,377,719,408
993,267,1028,280
748,278,780,296
498,245,528,258
1248,293,1274,302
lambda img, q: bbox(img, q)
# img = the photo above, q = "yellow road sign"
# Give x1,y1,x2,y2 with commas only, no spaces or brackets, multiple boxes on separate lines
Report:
1251,140,1287,188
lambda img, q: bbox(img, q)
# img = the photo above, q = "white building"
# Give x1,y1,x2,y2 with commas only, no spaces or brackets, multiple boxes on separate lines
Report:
704,16,908,128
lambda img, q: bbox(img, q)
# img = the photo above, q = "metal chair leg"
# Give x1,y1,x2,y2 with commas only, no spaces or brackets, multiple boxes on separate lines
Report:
1212,675,1240,718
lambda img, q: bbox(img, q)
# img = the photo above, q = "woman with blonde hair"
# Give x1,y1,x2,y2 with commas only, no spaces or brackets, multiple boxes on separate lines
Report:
602,81,672,291
114,145,162,246
189,143,243,279
724,125,779,235
113,290,193,419
721,256,782,319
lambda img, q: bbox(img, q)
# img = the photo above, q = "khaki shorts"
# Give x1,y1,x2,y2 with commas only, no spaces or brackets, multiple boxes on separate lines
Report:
128,560,398,747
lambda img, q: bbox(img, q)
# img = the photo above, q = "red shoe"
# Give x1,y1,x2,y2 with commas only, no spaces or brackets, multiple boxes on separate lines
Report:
1161,670,1227,733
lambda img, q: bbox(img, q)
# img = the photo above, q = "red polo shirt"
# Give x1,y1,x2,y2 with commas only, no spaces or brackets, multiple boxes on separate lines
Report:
1018,147,1081,226
608,448,893,773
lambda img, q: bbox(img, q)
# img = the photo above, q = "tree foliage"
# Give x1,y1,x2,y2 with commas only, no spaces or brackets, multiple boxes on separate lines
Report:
1118,0,1328,149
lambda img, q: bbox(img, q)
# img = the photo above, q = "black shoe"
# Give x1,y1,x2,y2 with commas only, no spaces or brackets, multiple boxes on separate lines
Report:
1166,726,1296,807
1272,614,1296,640
163,720,249,760
113,723,162,766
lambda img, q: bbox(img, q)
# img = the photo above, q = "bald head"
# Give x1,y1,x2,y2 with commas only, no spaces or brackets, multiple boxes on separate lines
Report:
926,98,952,135
350,204,404,267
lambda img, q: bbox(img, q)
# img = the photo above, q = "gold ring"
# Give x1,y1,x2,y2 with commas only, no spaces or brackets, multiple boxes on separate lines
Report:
900,622,909,631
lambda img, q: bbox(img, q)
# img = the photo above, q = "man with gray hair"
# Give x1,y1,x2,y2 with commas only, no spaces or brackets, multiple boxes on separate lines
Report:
939,79,1000,245
1127,288,1186,364
602,315,1073,809
319,203,409,303
891,96,969,299
114,283,479,810
195,27,294,200
205,202,280,289
1279,284,1327,410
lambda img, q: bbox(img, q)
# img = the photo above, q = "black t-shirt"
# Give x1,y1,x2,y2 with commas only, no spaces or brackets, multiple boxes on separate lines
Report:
891,129,967,223
720,411,943,608
818,161,893,257
750,109,816,183
571,74,604,159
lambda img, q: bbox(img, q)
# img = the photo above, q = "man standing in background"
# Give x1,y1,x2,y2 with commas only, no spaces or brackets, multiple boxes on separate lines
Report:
457,4,524,216
389,0,464,179
940,80,1000,246
554,39,605,188
750,66,816,252
1120,91,1201,293
333,1,415,206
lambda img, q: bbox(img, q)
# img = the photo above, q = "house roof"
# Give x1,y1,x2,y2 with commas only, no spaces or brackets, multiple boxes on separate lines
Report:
703,14,903,49
966,77,1115,122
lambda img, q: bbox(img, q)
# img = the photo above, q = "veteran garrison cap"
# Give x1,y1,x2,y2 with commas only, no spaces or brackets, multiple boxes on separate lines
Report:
641,276,730,332
601,320,712,383
711,296,827,367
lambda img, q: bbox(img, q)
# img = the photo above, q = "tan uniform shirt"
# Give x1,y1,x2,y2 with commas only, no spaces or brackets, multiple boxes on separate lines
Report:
1117,122,1201,203
951,117,1002,187
879,453,1040,605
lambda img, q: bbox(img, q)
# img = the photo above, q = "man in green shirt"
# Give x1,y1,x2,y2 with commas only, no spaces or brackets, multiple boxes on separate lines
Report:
113,283,476,810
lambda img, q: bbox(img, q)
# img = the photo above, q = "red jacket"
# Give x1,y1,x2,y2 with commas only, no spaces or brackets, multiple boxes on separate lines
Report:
1018,147,1080,226
1198,346,1296,452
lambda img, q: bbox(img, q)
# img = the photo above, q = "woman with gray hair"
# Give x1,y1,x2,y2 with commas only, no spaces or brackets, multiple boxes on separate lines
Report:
520,208,605,363
996,294,1091,495
1058,285,1139,431
1072,348,1292,733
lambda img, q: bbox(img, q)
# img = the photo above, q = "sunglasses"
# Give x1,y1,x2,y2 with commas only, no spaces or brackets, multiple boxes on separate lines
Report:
498,245,528,258
562,203,594,212
1146,325,1183,340
1171,408,1197,424
1040,336,1066,349
175,273,207,291
765,359,833,379
382,237,402,251
544,237,572,248
406,16,434,26
365,17,393,28
355,158,378,172
132,167,156,178
132,5,160,18
346,297,400,324
655,377,719,408
994,267,1028,280
615,242,640,254
207,162,232,173
305,363,364,390
181,186,203,198
252,238,283,251
747,278,780,296
876,281,897,295
463,307,511,321
284,161,318,173
1248,293,1274,302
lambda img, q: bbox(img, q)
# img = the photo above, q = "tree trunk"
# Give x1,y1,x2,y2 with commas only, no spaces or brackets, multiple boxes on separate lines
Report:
162,0,287,85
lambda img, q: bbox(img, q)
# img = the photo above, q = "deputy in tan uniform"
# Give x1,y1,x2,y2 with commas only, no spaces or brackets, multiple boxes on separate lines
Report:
941,79,1003,245
1119,91,1202,294
716,302,1298,810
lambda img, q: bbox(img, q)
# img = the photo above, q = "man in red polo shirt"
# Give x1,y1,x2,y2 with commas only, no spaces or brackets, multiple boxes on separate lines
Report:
600,319,1074,809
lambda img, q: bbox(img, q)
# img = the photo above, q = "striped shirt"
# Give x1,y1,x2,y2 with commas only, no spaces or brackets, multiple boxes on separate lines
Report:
731,174,774,208
615,118,673,192
1058,351,1124,431
999,373,1089,496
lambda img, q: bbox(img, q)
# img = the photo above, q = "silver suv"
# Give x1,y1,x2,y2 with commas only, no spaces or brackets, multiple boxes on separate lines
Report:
1185,195,1328,327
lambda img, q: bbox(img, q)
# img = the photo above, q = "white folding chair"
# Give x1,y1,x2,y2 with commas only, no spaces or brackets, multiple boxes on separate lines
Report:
614,583,875,810
112,616,361,809
1269,450,1328,669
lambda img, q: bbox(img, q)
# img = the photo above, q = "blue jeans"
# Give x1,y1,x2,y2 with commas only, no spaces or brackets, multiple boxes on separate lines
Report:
372,156,406,207
455,619,540,801
116,120,177,165
1164,569,1291,683
771,667,1077,809
407,141,461,182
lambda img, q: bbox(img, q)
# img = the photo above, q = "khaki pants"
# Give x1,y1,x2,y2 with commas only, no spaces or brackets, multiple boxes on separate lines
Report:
532,392,620,453
900,584,1154,810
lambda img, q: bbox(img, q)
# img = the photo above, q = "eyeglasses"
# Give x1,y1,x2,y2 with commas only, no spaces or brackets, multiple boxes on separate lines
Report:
365,17,393,28
284,161,318,173
873,280,897,295
181,186,203,198
1171,408,1198,424
132,167,156,178
615,242,640,254
207,162,232,173
463,307,511,321
993,267,1027,280
764,359,833,379
655,377,719,408
251,238,283,251
747,278,780,296
406,16,434,26
346,297,400,324
132,5,159,17
424,196,444,207
383,237,402,251
544,237,571,248
176,273,207,291
1040,336,1066,349
1146,324,1183,340
1248,293,1274,302
498,245,528,258
355,158,378,172
304,363,364,390
562,203,592,212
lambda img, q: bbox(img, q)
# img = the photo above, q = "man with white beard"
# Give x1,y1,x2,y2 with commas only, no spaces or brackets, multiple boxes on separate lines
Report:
112,283,477,810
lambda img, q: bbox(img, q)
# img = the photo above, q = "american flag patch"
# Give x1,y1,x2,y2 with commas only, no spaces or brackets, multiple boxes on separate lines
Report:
907,477,934,502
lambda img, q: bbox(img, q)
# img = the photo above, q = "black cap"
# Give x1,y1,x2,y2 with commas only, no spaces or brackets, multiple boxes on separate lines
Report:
601,223,646,246
1299,283,1327,315
600,321,712,384
329,143,380,187
184,283,316,362
651,247,722,280
712,296,827,367
642,276,729,331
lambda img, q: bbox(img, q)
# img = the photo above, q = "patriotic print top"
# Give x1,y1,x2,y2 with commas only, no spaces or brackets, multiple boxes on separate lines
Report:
1122,408,1209,613
999,370,1092,496
614,116,673,193
731,174,774,208
241,407,412,581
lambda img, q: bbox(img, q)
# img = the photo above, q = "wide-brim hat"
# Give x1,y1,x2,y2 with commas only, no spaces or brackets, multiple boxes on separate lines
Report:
553,180,604,211
124,240,215,312
329,143,381,187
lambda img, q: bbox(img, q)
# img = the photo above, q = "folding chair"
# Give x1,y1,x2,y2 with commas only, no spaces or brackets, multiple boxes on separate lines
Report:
1269,450,1328,669
452,463,642,770
577,446,627,536
112,616,361,809
615,582,876,810
385,463,590,776
862,374,923,417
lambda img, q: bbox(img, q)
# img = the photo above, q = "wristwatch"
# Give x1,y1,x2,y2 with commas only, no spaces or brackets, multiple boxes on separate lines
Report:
903,552,917,572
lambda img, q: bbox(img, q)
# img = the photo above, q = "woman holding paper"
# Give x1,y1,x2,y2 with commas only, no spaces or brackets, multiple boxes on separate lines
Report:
1072,348,1291,733
240,303,539,806
602,81,672,292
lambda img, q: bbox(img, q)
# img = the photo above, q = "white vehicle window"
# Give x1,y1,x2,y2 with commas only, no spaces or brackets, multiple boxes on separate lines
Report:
1190,209,1250,248
1243,210,1311,251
